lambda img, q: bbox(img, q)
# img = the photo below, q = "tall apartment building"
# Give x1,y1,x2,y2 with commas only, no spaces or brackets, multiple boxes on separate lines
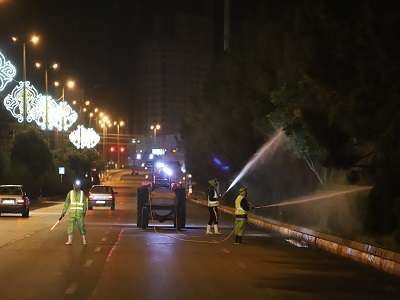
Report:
131,4,215,135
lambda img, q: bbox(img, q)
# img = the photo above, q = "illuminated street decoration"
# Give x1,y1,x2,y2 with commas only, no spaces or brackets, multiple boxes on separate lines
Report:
0,50,16,92
54,101,78,131
3,81,41,123
32,95,59,130
69,125,100,149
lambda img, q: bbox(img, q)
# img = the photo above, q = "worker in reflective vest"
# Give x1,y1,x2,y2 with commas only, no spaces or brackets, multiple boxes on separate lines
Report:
206,178,221,234
61,180,88,245
234,187,250,244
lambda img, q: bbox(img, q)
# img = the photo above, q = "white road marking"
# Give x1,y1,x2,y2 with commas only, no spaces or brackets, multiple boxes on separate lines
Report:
94,246,102,253
84,259,94,267
65,282,78,295
222,248,231,254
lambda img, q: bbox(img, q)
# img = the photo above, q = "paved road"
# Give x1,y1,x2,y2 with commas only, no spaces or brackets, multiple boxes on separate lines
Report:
0,170,399,300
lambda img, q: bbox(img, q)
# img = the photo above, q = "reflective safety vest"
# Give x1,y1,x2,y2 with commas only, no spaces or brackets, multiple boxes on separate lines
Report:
69,190,84,212
235,194,247,216
208,187,219,207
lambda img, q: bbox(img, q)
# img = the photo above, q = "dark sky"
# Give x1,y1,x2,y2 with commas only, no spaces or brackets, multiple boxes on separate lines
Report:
0,0,254,127
1,0,166,120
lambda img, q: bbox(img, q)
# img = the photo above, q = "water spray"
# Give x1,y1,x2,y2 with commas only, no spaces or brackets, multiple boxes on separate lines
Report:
223,129,284,196
252,186,372,209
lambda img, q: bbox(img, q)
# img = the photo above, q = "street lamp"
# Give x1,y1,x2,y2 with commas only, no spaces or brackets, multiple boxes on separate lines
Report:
34,61,59,130
11,34,40,124
150,123,161,146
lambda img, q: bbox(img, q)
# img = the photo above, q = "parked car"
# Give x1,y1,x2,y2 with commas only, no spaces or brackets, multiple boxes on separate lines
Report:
0,185,30,217
88,185,117,210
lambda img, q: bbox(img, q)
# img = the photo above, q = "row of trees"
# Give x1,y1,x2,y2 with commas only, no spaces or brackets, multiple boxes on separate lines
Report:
182,1,400,238
0,122,104,199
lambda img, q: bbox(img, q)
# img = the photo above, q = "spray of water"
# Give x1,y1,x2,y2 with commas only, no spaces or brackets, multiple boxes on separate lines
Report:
225,129,284,194
253,186,372,209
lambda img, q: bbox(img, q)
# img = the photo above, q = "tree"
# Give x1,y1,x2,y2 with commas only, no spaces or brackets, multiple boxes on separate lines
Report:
10,129,53,178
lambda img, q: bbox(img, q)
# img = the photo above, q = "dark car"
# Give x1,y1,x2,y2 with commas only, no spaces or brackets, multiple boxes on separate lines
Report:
0,185,30,217
88,185,117,210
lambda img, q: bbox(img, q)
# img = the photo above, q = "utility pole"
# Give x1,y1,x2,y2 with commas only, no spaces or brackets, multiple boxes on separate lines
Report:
224,0,231,52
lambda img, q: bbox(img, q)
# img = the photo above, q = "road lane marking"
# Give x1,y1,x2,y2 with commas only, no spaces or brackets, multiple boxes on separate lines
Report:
94,246,102,253
65,282,78,295
222,248,231,254
84,259,94,268
106,228,123,262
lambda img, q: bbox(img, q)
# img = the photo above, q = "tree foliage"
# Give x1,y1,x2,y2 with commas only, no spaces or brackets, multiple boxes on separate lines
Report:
10,129,53,178
182,0,400,236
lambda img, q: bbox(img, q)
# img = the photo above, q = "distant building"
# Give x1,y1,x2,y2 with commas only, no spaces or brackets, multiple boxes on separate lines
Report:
131,6,215,135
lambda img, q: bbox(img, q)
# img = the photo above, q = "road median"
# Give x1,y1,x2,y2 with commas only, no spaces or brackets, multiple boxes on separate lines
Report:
190,195,400,276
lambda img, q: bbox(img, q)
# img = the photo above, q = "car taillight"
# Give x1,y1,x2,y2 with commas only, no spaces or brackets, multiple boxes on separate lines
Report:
108,195,113,199
17,199,25,204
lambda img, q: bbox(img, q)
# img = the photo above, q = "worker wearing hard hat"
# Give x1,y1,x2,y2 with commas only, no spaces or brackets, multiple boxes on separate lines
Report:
234,186,250,244
206,178,221,234
61,180,89,245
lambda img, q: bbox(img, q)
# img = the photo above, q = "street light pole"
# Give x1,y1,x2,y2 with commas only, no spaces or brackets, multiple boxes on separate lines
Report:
22,42,26,125
150,124,161,147
117,124,120,168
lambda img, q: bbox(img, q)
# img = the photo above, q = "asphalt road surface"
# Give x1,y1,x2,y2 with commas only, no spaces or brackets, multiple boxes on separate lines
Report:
0,170,399,300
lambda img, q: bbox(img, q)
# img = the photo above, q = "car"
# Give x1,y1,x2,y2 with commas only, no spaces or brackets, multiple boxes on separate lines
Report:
0,185,30,217
88,185,117,210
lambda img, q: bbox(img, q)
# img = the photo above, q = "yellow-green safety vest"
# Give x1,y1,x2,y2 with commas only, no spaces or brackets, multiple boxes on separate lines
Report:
235,194,246,215
70,190,84,212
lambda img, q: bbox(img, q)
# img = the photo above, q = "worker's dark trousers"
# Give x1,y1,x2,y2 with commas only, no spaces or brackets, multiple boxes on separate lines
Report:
208,206,218,225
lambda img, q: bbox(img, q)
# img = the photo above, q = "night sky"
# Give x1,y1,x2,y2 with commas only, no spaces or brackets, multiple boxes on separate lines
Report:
0,0,255,128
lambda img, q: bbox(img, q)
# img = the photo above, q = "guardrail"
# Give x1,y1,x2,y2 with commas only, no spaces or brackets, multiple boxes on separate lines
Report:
190,196,400,276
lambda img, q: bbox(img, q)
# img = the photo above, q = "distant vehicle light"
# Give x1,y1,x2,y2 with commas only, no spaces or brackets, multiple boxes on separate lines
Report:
149,154,154,160
136,154,142,160
163,167,173,177
141,162,145,167
155,162,165,169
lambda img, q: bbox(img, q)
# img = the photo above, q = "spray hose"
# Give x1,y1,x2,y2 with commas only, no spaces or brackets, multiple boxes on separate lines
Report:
148,192,234,244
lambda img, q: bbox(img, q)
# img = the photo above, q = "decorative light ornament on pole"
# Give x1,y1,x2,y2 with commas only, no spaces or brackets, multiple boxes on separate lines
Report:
3,81,41,123
33,95,59,130
69,125,100,149
56,101,78,131
0,50,17,92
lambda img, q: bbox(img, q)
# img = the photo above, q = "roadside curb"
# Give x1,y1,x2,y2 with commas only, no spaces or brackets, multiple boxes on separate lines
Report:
190,197,400,276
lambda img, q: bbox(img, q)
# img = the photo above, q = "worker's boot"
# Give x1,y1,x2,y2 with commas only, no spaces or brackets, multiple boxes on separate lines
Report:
206,225,213,234
234,235,242,245
65,235,73,245
213,224,221,235
82,235,87,245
